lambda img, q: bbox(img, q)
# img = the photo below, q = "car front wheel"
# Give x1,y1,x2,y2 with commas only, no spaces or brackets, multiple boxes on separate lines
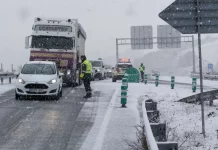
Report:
60,88,63,97
15,91,20,100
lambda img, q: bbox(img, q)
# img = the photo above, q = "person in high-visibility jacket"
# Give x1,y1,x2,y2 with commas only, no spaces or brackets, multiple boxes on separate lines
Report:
80,55,92,98
139,63,145,82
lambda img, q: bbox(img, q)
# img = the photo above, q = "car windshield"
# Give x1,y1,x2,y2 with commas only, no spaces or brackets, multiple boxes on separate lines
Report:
21,64,56,75
31,36,74,50
117,64,132,69
90,61,102,67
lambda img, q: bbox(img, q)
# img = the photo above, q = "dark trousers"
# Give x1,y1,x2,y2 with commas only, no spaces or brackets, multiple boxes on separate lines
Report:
83,73,91,94
140,71,144,81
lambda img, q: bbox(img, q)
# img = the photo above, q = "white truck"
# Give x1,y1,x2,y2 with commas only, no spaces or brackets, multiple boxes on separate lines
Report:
25,17,87,86
89,58,106,80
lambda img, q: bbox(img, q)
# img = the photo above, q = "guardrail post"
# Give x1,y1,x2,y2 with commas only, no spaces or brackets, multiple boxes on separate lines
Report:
150,123,167,142
144,74,147,84
192,77,197,92
9,77,11,84
155,75,159,87
1,78,3,85
145,101,157,111
157,142,178,150
171,76,175,89
121,85,127,107
147,111,160,123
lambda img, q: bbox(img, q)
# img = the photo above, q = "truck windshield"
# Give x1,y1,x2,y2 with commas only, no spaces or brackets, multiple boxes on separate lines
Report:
21,64,56,75
31,36,74,50
117,64,132,68
90,61,102,67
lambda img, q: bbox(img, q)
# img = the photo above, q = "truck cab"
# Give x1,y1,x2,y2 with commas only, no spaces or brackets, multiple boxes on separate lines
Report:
89,58,106,80
112,58,133,82
25,17,87,87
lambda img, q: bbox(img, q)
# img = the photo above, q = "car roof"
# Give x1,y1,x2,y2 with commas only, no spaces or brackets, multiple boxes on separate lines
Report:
26,61,55,65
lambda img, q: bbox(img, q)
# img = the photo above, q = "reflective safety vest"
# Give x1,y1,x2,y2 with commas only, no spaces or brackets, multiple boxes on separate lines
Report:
80,60,92,78
139,66,145,72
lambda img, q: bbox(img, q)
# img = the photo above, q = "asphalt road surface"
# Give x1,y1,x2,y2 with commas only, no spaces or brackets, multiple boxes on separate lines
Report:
0,86,100,150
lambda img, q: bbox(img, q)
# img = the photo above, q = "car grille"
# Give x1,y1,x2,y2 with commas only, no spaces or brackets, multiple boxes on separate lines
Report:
26,91,47,94
25,84,48,89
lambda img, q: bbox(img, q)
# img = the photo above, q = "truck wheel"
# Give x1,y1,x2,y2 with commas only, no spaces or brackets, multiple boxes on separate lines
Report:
99,74,102,80
67,82,72,87
60,88,63,97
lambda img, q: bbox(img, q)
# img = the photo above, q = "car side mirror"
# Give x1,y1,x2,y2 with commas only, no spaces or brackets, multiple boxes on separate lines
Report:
15,73,20,79
25,36,30,49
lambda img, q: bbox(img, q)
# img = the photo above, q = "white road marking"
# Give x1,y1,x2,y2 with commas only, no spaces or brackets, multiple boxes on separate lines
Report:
92,88,119,150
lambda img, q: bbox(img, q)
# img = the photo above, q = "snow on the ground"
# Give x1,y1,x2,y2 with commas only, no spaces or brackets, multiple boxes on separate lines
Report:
0,79,15,95
80,79,218,150
80,80,141,150
136,83,218,150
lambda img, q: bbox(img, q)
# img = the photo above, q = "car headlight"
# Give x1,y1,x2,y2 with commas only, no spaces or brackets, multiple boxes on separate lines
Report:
67,70,71,75
48,79,57,84
18,78,26,84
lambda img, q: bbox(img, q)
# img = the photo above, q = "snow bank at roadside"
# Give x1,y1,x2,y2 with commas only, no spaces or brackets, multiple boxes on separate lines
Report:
139,83,218,150
0,79,15,95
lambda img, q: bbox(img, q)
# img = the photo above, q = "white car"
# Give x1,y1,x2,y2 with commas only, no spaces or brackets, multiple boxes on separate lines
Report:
15,61,63,100
89,59,106,80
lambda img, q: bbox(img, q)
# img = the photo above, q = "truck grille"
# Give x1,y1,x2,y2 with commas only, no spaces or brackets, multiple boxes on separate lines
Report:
25,84,48,89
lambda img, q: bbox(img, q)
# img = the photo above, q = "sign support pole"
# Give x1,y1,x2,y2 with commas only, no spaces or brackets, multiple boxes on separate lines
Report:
192,35,196,73
116,39,119,64
197,0,205,138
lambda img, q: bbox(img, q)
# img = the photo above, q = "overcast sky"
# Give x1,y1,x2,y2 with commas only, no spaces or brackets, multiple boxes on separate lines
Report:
0,0,174,71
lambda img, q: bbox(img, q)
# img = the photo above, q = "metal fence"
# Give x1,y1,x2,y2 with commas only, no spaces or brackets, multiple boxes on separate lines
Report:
0,72,15,84
143,99,178,150
191,73,218,80
179,89,218,105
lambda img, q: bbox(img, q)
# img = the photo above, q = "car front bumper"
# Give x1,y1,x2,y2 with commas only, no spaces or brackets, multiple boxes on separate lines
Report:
16,82,60,96
113,74,124,80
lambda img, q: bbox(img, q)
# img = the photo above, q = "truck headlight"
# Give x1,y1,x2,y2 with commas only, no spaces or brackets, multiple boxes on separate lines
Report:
67,70,71,75
18,78,26,84
97,69,100,72
48,79,57,84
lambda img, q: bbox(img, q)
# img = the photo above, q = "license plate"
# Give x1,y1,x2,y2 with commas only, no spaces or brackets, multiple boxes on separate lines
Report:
29,89,43,93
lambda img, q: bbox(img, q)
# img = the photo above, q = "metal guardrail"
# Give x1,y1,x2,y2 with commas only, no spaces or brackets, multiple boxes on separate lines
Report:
190,73,218,80
179,89,218,104
142,99,178,150
0,72,15,84
142,100,159,150
147,79,215,89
